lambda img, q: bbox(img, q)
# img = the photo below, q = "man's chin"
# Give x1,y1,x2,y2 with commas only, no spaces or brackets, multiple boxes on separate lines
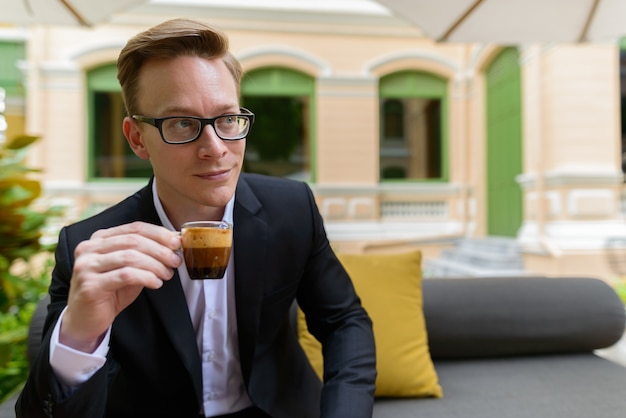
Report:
198,187,235,208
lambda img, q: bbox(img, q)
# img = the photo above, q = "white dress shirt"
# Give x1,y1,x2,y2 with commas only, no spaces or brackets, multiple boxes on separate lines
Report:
50,181,252,416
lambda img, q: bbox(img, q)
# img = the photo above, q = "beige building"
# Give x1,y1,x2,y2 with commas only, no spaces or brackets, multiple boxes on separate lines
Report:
1,1,625,281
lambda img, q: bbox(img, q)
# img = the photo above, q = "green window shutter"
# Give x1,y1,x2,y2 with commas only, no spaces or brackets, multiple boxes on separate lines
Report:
0,41,26,97
485,47,523,237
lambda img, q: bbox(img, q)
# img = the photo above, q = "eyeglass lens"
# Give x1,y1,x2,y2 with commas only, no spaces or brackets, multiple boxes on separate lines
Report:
162,115,250,142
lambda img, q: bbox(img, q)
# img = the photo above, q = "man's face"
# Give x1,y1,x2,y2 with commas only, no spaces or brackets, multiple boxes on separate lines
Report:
124,55,245,226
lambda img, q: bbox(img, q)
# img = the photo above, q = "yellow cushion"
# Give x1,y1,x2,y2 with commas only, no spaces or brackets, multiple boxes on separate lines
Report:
298,250,443,398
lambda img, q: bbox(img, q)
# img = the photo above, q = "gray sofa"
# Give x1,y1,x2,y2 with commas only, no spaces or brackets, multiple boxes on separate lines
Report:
5,276,626,418
374,276,626,418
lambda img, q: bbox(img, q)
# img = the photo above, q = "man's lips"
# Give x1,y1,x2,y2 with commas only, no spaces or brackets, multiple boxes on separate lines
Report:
195,169,230,181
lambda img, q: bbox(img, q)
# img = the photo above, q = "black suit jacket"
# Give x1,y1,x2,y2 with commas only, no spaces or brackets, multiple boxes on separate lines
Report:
16,173,376,418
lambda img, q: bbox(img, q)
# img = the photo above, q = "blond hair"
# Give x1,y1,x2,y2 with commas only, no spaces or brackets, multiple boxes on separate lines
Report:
117,18,243,116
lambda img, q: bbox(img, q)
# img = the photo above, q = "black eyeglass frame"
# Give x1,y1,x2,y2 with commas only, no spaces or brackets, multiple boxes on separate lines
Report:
132,108,255,144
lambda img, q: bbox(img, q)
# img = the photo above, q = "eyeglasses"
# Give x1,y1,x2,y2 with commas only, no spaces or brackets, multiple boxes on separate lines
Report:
132,108,255,144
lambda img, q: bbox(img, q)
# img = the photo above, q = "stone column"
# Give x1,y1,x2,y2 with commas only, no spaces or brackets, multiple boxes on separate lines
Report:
518,44,625,278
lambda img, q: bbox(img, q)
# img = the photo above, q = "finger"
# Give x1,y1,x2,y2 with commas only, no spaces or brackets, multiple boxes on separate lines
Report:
96,265,168,291
69,267,162,308
91,221,180,250
76,233,182,269
69,262,170,313
74,249,177,282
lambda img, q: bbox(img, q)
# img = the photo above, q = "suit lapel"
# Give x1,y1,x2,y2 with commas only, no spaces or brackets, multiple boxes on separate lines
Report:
136,182,204,403
233,176,269,382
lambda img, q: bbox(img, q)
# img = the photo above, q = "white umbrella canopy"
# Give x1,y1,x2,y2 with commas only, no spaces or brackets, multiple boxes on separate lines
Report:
2,0,147,26
373,0,626,43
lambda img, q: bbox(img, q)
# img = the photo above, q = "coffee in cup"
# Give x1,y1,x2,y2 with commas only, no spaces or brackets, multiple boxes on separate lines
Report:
180,221,232,280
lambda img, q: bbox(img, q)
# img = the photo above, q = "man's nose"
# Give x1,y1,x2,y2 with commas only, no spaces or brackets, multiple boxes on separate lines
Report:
197,124,227,157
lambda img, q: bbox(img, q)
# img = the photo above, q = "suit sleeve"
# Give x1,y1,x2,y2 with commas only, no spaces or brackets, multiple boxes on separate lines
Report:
296,185,377,418
15,227,111,418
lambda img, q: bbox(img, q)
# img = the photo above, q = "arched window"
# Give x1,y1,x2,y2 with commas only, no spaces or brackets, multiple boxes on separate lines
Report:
379,71,448,182
87,64,152,179
241,67,315,181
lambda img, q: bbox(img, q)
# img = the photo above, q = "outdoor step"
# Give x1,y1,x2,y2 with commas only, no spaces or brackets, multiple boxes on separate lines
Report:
440,246,523,263
425,236,527,278
455,237,522,256
424,257,529,278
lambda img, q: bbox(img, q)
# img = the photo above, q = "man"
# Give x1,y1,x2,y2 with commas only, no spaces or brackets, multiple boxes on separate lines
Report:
16,18,376,418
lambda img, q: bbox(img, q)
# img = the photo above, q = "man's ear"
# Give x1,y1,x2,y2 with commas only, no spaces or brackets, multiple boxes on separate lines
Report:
123,117,150,160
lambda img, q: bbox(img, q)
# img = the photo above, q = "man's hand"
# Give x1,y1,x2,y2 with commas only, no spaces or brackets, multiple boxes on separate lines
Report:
60,221,182,353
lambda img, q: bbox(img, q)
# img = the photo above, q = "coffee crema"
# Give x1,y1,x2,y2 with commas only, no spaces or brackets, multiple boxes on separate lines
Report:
181,227,232,248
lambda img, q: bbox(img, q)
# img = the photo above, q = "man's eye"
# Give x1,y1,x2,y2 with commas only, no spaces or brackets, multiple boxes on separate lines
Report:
174,118,195,129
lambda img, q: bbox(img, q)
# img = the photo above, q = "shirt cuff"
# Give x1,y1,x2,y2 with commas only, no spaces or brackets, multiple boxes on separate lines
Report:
49,307,110,388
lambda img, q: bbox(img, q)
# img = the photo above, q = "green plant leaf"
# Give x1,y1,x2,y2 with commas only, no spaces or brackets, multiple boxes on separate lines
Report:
0,327,28,345
0,255,8,271
0,180,41,207
4,135,39,151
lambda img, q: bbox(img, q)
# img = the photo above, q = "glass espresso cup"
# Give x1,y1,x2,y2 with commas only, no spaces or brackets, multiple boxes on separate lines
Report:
180,221,232,279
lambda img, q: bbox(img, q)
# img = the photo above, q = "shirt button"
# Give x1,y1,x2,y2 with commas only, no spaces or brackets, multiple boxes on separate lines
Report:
207,310,217,319
206,351,216,361
82,366,97,374
206,392,216,401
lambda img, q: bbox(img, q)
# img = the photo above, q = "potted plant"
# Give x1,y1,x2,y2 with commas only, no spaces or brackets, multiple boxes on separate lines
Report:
0,135,60,403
